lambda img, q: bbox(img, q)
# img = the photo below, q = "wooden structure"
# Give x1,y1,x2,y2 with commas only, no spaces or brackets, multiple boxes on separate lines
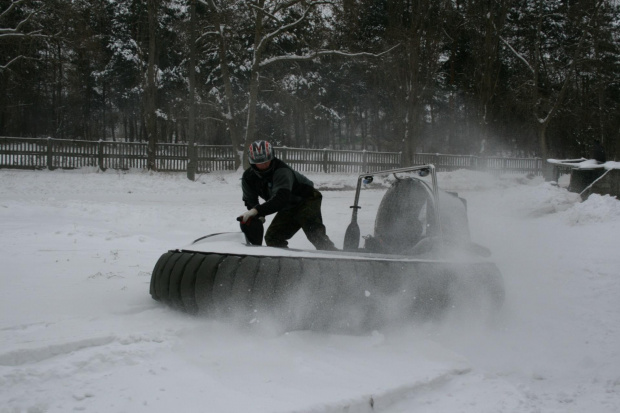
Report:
1,137,544,175
547,159,620,198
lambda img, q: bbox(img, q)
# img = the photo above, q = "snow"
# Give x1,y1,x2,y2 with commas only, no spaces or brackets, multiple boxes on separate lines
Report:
185,232,484,262
1,167,619,413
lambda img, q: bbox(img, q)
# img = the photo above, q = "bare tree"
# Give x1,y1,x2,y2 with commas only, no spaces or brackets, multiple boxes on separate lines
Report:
386,0,448,165
187,0,198,180
475,0,509,151
202,0,397,168
144,0,158,170
0,0,46,70
200,0,245,169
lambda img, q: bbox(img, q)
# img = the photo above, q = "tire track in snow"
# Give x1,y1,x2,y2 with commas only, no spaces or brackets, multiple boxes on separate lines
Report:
0,336,116,366
286,368,471,413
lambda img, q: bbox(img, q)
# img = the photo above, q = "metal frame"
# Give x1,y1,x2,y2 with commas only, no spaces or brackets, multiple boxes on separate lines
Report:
349,164,443,240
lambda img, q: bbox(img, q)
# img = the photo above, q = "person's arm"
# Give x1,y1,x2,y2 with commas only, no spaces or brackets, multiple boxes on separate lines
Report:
254,169,294,216
241,176,260,210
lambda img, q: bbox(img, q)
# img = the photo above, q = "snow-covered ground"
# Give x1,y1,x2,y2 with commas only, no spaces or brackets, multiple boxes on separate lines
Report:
1,167,619,413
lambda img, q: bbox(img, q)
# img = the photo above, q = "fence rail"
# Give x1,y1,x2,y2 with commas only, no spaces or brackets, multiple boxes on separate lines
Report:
1,137,544,175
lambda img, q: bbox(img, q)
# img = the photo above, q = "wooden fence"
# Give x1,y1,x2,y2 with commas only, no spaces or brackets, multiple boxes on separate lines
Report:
0,137,544,175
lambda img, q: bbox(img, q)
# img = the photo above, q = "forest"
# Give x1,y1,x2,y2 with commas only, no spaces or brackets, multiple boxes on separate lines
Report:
1,0,619,170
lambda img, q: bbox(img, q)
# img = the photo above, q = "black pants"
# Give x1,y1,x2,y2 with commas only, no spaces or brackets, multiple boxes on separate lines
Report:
265,190,337,250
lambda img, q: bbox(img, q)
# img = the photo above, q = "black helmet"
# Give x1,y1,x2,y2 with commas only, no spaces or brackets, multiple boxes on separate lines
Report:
248,140,275,164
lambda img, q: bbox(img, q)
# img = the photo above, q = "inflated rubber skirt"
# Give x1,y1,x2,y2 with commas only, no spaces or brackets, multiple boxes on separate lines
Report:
150,233,504,332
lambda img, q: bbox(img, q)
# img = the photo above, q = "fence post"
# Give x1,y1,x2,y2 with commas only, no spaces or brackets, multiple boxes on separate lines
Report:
544,159,556,181
362,149,368,173
537,158,544,178
46,137,53,170
98,140,105,171
323,148,328,173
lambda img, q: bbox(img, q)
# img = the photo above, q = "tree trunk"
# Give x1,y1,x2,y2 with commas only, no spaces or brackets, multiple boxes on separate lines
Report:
401,39,421,167
538,122,548,160
209,2,243,170
55,41,64,139
187,0,197,180
123,115,128,142
244,70,261,167
102,83,107,141
477,2,508,149
144,0,158,170
242,0,265,169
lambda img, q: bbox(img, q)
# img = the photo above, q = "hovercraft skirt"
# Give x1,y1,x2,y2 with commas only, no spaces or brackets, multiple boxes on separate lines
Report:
150,250,504,331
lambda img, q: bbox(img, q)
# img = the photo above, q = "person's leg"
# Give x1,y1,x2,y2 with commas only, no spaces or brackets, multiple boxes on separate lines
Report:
264,210,301,248
298,191,337,251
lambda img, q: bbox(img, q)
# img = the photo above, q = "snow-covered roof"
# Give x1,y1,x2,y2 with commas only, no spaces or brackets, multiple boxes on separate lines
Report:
547,158,620,170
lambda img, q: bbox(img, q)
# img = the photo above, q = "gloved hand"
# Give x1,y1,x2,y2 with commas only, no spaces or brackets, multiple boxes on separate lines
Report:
239,208,258,224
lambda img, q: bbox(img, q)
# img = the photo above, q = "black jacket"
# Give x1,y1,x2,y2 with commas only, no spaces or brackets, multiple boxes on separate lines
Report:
242,158,315,216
